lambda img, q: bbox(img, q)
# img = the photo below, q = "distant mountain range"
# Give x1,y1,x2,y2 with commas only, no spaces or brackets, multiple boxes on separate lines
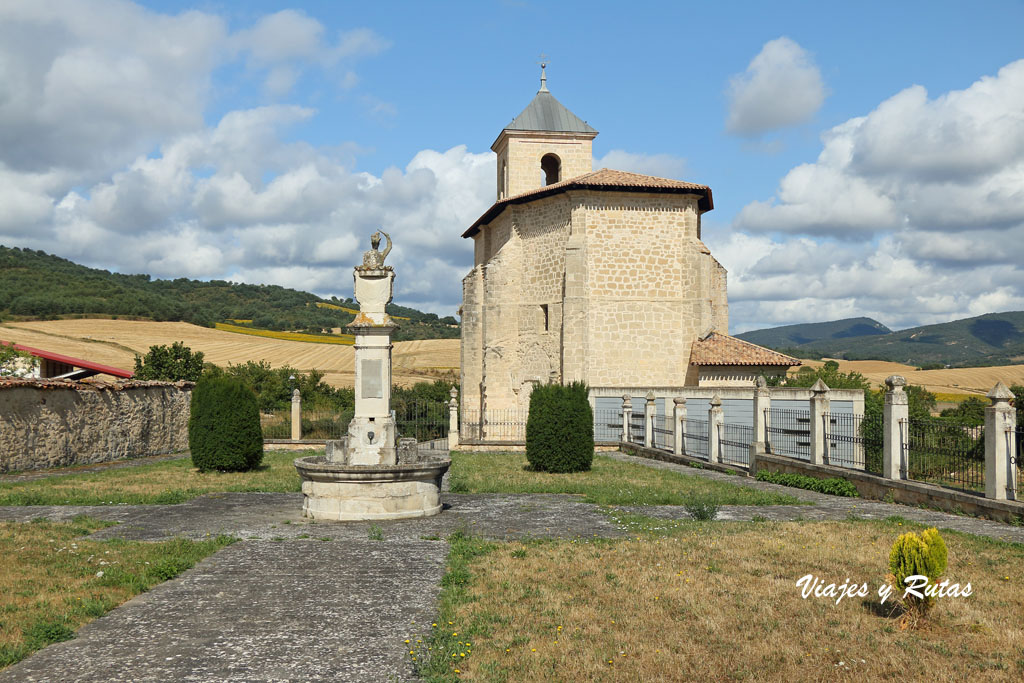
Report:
736,313,1024,367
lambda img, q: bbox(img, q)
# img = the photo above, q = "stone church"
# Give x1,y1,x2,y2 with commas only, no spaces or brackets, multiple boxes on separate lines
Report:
460,73,797,413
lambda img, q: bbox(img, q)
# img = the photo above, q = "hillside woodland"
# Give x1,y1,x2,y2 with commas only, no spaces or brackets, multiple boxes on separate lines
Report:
0,246,458,341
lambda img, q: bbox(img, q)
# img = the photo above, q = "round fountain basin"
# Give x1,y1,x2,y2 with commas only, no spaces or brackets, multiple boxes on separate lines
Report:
294,455,451,521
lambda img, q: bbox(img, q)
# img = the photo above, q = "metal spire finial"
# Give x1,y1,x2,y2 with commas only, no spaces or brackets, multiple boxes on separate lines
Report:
536,53,549,92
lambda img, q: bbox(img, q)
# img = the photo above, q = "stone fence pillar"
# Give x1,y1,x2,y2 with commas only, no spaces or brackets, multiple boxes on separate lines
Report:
985,382,1016,501
291,388,302,441
750,377,771,475
708,395,723,463
644,391,655,448
448,387,460,451
809,379,830,465
673,397,687,455
621,394,632,443
883,375,908,480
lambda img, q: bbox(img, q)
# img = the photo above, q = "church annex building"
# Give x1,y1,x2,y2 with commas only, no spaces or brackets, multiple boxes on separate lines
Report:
459,72,798,419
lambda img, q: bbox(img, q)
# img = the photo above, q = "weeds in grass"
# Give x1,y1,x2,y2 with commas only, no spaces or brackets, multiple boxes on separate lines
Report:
683,500,720,521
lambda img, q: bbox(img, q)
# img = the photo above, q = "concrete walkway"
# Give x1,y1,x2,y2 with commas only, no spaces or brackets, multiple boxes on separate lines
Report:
1,452,1022,681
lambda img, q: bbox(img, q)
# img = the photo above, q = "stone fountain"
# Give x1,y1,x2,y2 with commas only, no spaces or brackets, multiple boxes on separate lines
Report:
294,232,451,520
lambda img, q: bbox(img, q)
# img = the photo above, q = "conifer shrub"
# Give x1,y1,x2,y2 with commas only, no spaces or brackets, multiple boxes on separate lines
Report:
888,527,948,619
188,376,264,472
525,381,594,473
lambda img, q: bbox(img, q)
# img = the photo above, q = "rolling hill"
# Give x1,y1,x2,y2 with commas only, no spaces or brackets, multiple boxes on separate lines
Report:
739,312,1024,367
736,317,891,349
0,245,458,341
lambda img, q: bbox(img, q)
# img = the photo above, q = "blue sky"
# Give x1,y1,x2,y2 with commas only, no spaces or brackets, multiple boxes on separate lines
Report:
2,0,1024,332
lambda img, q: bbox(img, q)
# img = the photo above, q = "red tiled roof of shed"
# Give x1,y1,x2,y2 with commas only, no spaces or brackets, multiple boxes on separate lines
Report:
689,332,801,367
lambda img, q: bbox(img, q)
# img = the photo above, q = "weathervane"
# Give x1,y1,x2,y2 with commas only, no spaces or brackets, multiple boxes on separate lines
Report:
537,53,550,92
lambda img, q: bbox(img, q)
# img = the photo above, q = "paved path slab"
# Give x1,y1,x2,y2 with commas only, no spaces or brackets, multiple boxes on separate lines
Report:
0,539,446,683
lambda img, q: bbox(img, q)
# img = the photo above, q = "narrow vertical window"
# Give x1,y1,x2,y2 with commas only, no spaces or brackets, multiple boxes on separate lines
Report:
541,304,549,331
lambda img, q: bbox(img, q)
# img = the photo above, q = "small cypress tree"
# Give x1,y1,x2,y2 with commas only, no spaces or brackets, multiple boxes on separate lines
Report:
888,527,948,617
188,376,264,472
526,381,594,473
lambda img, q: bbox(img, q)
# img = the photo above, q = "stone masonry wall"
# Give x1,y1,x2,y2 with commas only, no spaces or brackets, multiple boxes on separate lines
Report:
494,132,594,198
580,191,721,388
0,379,192,472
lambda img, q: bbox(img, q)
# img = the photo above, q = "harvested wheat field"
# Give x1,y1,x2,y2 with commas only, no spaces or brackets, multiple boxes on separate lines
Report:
0,320,459,388
798,358,1024,396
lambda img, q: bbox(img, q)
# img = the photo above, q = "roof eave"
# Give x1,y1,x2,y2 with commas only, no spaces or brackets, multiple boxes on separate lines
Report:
462,183,712,239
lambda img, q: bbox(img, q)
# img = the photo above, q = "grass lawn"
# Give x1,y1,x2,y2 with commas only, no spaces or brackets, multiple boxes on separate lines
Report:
0,517,232,669
0,449,801,507
448,451,804,506
0,451,308,505
416,517,1024,682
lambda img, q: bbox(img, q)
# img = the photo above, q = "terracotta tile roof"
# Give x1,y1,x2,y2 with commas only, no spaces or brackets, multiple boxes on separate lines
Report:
689,332,802,367
462,168,713,238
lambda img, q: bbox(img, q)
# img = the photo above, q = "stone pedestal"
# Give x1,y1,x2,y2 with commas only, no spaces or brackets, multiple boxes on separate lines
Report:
295,234,450,521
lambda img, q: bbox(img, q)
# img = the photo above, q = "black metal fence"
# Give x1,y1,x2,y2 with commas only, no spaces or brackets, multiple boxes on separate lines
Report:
719,423,753,466
628,411,645,444
593,408,622,443
1012,426,1023,500
460,408,528,442
904,418,984,493
652,414,673,451
260,409,292,439
765,409,811,460
394,401,448,442
683,418,709,459
823,411,883,474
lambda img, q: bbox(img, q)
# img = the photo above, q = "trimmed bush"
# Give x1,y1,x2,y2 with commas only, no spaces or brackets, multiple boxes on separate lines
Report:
525,381,594,473
188,376,264,472
888,527,948,617
755,470,859,497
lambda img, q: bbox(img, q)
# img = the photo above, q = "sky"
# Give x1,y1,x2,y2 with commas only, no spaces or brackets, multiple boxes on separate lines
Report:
2,1,1024,333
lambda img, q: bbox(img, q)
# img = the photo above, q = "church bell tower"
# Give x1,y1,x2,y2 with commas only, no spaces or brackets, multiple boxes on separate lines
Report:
492,62,598,200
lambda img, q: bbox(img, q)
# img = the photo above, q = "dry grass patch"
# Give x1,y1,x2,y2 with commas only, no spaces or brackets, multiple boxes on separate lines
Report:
0,517,232,669
423,518,1024,682
0,450,308,505
1,319,458,387
448,452,803,506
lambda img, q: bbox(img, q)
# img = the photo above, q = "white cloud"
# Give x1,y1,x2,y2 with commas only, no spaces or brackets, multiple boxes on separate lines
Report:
738,60,1024,238
727,37,825,136
0,1,482,317
723,58,1024,330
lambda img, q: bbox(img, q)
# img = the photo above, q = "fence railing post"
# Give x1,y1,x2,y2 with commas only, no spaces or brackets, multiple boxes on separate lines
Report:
621,394,632,443
750,377,770,475
644,392,655,448
883,375,908,480
810,379,830,465
448,387,460,451
708,394,723,463
673,397,686,455
291,388,302,441
985,382,1015,500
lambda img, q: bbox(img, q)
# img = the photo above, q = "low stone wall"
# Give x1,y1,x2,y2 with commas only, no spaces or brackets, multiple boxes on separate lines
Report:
753,451,1024,524
0,379,193,473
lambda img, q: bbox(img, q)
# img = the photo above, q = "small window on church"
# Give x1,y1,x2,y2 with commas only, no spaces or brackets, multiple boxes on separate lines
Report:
541,154,560,186
540,304,549,332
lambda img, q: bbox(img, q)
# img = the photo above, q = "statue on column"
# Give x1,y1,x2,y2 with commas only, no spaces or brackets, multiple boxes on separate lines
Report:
361,230,392,269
